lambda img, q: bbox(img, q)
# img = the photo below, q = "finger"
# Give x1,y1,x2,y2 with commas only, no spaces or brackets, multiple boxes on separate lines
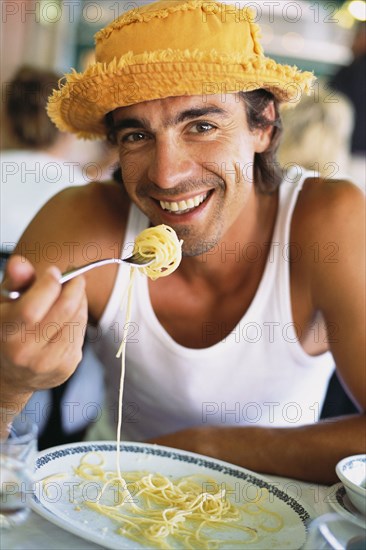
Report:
33,318,86,388
37,277,87,344
28,290,88,388
1,255,36,292
3,283,88,392
5,276,86,359
12,266,63,323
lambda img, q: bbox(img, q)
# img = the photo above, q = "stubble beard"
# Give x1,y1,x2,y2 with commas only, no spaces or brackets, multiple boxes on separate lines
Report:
135,176,226,257
176,216,224,257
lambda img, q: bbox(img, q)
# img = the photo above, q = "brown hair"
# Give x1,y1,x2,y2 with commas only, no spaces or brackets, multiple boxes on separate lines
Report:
239,90,283,194
106,89,283,193
5,65,61,148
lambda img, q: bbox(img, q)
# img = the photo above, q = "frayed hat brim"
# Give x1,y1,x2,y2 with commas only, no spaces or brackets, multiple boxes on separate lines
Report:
48,50,314,140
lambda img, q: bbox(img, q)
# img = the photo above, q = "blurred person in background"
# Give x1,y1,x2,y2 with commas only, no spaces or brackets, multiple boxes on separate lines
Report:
1,65,87,253
0,65,104,449
278,83,356,185
329,22,366,190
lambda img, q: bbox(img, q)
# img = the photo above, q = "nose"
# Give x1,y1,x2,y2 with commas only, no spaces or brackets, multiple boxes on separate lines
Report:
147,137,193,189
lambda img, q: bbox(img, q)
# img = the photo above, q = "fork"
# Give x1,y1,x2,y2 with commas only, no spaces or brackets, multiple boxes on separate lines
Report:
0,252,154,300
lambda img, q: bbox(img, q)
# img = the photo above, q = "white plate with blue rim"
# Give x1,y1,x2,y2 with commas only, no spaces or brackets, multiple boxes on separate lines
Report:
31,441,312,549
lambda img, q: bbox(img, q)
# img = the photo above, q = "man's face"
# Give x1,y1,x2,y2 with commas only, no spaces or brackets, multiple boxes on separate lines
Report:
112,94,269,256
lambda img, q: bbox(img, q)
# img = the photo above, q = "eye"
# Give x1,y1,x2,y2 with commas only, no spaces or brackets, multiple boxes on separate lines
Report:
119,131,150,145
189,122,217,134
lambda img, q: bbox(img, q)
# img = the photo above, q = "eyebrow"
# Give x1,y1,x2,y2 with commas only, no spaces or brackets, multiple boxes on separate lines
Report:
112,118,149,133
173,106,229,125
112,106,229,133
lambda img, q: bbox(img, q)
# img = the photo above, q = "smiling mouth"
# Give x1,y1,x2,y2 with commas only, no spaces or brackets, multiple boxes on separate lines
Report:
159,192,210,215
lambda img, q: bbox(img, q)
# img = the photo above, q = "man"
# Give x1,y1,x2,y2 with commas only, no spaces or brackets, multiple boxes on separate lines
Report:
1,0,365,483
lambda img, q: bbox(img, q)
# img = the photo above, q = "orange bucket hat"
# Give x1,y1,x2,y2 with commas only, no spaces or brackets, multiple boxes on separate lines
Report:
47,0,315,140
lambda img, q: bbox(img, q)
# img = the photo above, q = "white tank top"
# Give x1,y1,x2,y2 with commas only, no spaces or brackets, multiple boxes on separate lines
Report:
91,167,334,440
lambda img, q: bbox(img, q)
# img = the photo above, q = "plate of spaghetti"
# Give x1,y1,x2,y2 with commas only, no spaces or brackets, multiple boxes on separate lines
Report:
32,441,311,549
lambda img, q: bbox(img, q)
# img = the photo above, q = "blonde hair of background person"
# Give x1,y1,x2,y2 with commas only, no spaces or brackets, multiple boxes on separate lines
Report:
278,83,355,183
0,0,365,485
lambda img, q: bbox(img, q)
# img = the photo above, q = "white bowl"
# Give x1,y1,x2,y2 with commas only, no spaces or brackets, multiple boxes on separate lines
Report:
336,454,366,516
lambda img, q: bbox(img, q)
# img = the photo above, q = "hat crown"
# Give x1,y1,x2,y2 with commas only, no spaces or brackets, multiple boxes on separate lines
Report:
95,0,263,64
47,0,315,139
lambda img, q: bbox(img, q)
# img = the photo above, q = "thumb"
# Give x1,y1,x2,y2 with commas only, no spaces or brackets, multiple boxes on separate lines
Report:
2,255,36,291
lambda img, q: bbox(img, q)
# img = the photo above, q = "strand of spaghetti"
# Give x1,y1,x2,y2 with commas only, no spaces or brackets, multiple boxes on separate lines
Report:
115,266,136,486
113,225,182,501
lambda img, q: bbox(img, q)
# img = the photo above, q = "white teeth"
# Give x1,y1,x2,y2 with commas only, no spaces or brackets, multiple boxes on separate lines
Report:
160,193,208,213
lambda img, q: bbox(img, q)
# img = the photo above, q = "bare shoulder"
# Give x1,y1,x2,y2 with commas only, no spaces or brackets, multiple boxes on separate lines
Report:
292,176,365,286
292,177,365,271
293,177,365,238
15,180,131,273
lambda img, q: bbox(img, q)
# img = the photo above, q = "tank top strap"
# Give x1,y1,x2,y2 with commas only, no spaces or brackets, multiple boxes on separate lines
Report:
273,165,318,328
277,165,314,237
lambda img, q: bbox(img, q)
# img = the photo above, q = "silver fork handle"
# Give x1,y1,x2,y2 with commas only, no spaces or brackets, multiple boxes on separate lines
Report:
59,258,123,283
0,258,123,301
1,254,155,300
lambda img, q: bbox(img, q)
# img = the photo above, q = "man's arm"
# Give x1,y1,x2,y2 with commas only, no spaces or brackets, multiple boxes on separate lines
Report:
309,181,365,413
0,181,128,438
0,185,99,438
150,414,365,484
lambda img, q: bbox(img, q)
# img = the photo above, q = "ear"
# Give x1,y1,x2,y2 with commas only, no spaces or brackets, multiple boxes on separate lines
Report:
254,101,276,153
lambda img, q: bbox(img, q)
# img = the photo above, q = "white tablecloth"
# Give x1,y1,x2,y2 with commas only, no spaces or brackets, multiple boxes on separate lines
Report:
1,475,336,550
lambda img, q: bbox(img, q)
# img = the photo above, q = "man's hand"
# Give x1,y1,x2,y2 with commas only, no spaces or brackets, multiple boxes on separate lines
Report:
0,255,87,435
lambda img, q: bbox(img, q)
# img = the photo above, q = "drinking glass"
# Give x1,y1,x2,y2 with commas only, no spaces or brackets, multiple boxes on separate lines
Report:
0,415,38,528
304,513,366,549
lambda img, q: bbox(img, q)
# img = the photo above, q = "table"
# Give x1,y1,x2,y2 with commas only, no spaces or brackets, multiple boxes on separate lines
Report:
1,475,336,550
